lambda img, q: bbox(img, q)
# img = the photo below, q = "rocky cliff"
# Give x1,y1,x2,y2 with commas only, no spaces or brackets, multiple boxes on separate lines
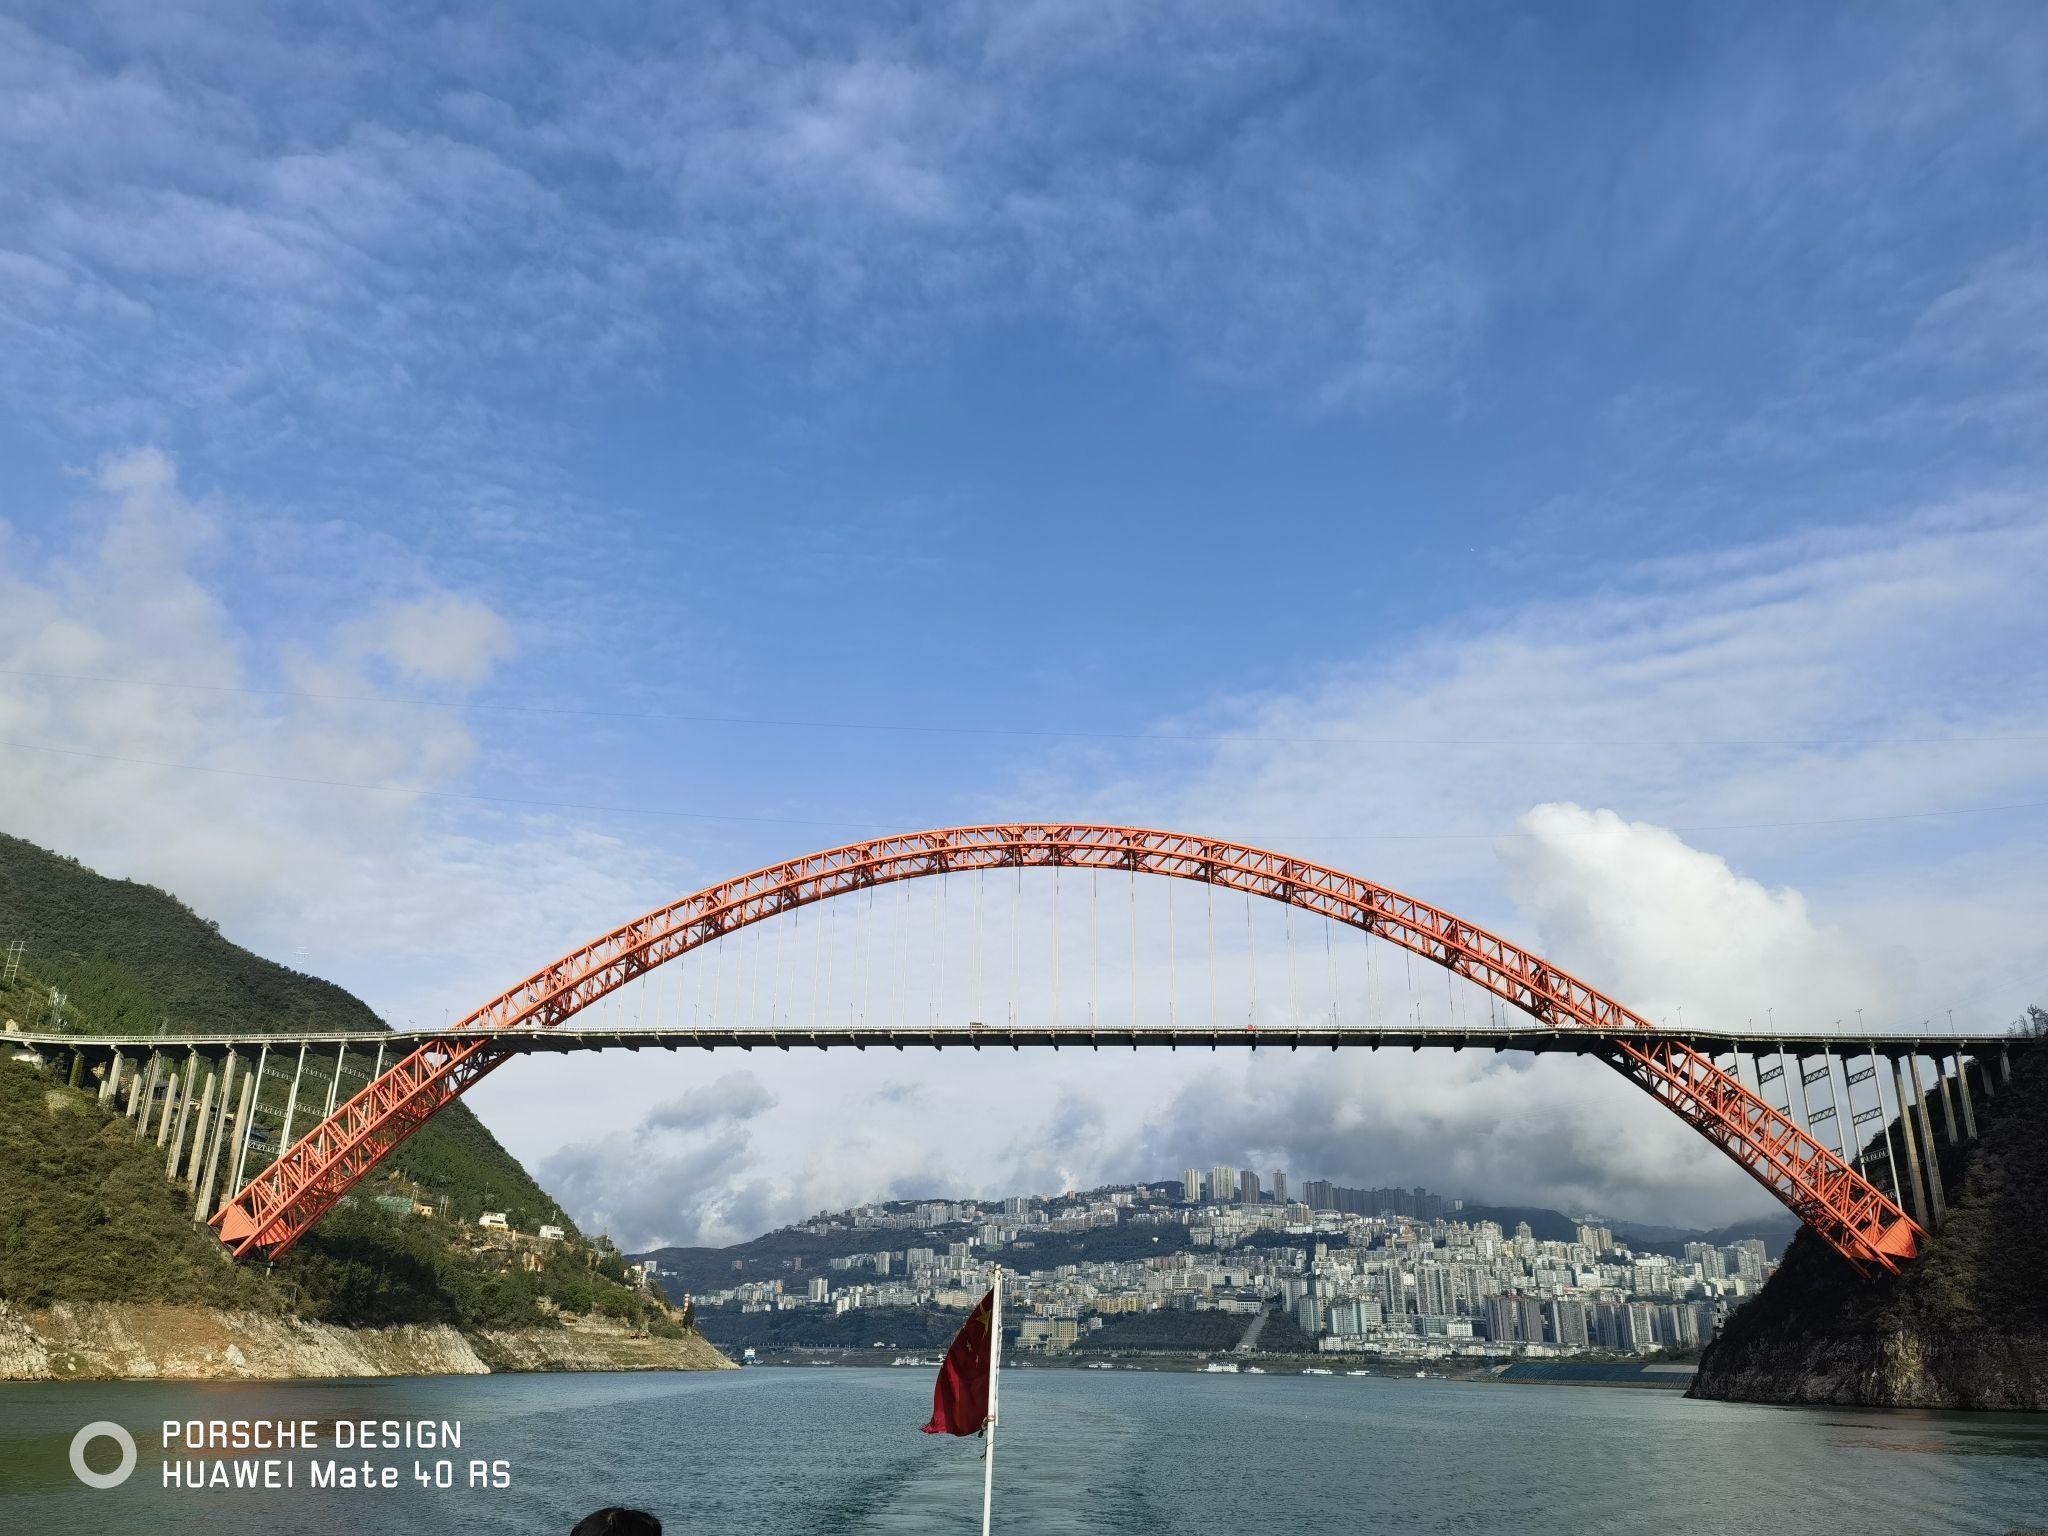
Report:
1690,1034,2046,1410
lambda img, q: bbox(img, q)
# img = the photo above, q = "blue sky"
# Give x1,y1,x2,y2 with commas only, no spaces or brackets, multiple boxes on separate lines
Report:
3,2,2046,1244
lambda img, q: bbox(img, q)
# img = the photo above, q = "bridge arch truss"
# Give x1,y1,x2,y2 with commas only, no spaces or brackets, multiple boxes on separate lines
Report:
212,824,1925,1272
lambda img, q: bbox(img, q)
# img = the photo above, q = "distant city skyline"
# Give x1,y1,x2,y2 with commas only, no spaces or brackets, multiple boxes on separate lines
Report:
671,1175,1783,1365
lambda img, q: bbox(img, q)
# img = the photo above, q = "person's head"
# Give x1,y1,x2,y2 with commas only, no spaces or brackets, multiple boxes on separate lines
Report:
571,1509,661,1536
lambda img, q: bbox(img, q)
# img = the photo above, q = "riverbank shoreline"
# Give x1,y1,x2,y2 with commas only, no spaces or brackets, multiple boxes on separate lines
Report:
0,1300,735,1382
730,1346,1696,1390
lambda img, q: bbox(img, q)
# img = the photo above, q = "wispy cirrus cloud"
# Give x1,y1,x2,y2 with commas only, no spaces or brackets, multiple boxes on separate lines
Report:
0,4,1476,475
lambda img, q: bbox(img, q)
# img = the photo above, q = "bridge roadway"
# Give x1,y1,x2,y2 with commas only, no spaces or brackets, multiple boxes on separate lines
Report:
8,1021,2023,1058
11,1018,2023,1255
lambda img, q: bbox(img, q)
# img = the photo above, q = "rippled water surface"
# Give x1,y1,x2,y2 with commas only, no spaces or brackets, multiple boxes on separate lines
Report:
3,1366,2044,1534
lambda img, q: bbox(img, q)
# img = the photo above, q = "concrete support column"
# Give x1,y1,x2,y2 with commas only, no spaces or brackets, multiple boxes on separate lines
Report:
1955,1055,1980,1142
1868,1048,1904,1198
1890,1058,1931,1228
177,1060,218,1185
279,1043,307,1149
1867,1048,1905,1207
135,1054,163,1136
2000,1049,2011,1085
150,1057,175,1144
123,1055,145,1120
1907,1055,1947,1226
1755,1049,1789,1113
193,1052,240,1217
323,1044,347,1119
229,1044,268,1195
99,1050,123,1105
1786,1046,1815,1132
164,1053,197,1161
1827,1054,1865,1175
1935,1057,1960,1144
210,1064,257,1217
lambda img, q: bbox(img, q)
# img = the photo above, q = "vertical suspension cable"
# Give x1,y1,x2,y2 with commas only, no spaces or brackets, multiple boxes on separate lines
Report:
1010,865,1020,1028
1325,918,1337,1027
897,879,911,1030
1053,867,1063,1030
1286,901,1299,1026
811,902,825,1033
1088,870,1099,1028
975,869,985,1025
1362,931,1372,1026
937,874,949,1029
1245,890,1258,1028
860,887,873,1027
1129,869,1138,1031
1167,878,1178,1029
1206,881,1217,1030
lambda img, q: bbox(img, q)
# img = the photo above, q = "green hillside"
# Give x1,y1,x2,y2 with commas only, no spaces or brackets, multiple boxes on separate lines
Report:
0,1058,274,1310
0,831,558,1229
0,831,691,1339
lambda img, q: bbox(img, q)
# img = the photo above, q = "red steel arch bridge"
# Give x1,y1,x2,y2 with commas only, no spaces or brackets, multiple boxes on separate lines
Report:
15,825,2022,1276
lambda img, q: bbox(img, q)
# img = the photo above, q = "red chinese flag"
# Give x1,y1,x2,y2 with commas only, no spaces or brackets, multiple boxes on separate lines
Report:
920,1287,995,1436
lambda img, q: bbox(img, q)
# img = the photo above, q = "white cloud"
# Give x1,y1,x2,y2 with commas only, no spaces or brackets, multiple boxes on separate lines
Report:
0,452,684,1036
0,2,1482,490
344,596,516,688
1500,803,1882,1034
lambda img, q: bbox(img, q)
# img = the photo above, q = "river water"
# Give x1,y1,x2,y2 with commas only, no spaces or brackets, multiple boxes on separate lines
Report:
2,1366,2043,1535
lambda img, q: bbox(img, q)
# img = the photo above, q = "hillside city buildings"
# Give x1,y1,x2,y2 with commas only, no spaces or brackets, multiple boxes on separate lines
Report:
683,1176,1774,1361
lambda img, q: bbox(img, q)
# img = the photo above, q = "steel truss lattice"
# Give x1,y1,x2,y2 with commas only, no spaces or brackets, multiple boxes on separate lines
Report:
213,824,1922,1272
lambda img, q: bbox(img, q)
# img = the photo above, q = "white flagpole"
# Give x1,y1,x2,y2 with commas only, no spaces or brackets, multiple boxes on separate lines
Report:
981,1264,1002,1536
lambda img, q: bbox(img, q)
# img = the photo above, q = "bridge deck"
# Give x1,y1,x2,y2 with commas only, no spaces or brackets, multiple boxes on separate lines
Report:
7,1023,2018,1056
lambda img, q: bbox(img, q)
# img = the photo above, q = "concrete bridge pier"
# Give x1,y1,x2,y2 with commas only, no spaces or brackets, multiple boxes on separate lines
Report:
175,1058,217,1187
1933,1056,1959,1145
163,1052,197,1161
133,1053,163,1136
150,1053,179,1146
208,1057,257,1217
1954,1053,1980,1142
1886,1057,1927,1226
323,1043,347,1118
226,1044,268,1199
193,1051,241,1217
1909,1055,1947,1226
1793,1051,1848,1161
121,1052,146,1122
278,1042,306,1149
